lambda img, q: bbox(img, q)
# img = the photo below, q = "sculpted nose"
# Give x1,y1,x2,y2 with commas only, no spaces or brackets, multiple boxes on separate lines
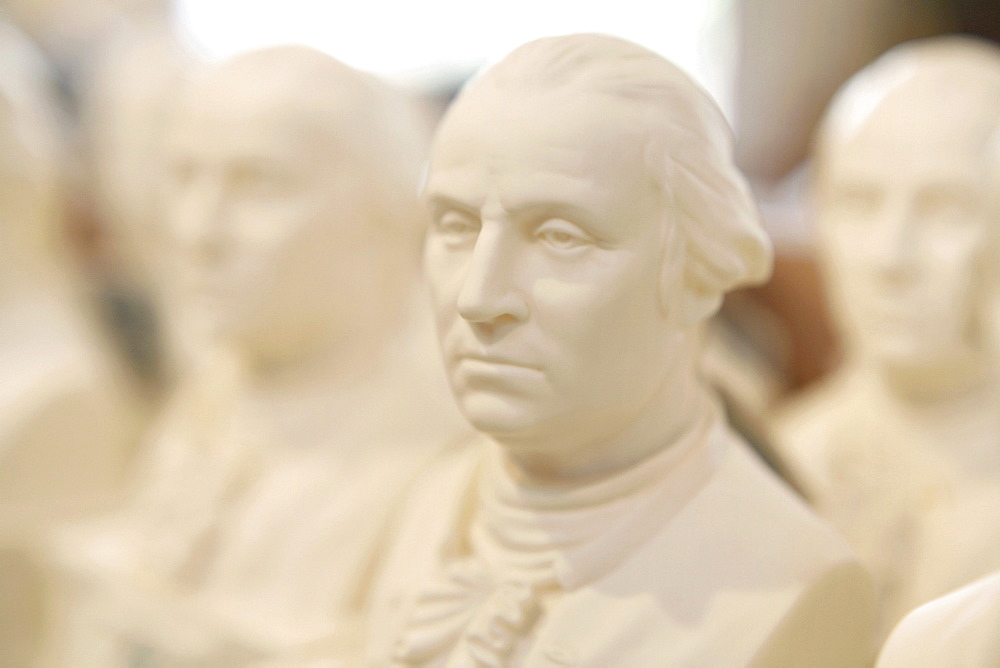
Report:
172,174,228,265
456,227,528,325
869,197,917,280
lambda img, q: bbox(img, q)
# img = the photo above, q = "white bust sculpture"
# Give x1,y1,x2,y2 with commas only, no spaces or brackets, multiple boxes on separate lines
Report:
54,45,468,666
365,33,875,667
877,569,1000,667
771,36,1000,635
0,20,142,667
81,23,195,390
0,20,140,521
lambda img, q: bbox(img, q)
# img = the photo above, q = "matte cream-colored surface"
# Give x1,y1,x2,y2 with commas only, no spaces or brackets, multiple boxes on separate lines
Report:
81,23,196,387
52,46,469,666
0,20,142,667
366,33,875,667
877,570,1000,667
84,24,191,285
772,36,1000,635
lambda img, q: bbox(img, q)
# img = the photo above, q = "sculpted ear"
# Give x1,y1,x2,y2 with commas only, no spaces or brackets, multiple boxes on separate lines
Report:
659,214,773,326
651,130,773,326
678,281,724,325
663,159,773,326
656,217,727,326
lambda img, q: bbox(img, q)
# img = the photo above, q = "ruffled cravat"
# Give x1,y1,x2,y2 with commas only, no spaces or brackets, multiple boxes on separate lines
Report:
390,557,556,667
392,405,720,667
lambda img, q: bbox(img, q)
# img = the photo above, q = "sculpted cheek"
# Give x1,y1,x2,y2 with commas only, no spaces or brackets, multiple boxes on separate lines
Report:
531,277,601,319
532,276,634,352
425,244,463,299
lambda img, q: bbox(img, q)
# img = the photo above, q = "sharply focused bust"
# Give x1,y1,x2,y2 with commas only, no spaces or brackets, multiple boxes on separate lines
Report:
365,33,875,667
771,36,1000,635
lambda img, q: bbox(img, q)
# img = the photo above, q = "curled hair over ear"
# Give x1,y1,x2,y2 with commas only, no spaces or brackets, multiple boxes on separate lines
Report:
470,33,773,323
664,129,772,322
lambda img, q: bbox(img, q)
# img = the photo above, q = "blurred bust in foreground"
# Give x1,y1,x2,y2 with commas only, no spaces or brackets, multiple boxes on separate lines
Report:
878,569,1000,667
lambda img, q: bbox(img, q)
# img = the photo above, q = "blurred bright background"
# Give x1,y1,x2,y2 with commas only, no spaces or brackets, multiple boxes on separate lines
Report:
3,0,990,395
173,0,738,116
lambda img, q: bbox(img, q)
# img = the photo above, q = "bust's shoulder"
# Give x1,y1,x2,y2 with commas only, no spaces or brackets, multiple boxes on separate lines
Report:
769,368,872,494
534,434,875,666
0,334,130,445
638,431,863,586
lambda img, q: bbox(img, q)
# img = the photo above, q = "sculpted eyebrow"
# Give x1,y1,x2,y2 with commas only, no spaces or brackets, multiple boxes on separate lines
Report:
507,201,613,241
426,194,480,217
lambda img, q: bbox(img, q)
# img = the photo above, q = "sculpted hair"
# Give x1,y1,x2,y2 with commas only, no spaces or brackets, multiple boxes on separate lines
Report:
472,33,772,320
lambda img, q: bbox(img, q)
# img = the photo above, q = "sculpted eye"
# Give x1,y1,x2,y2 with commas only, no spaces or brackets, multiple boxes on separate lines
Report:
232,160,298,199
536,219,593,252
830,184,882,219
915,185,975,224
435,211,480,244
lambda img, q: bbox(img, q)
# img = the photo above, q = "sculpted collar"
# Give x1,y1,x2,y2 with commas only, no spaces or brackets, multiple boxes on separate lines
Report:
391,398,727,666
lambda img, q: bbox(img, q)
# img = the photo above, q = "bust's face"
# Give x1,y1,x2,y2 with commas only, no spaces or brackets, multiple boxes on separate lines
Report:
818,95,994,374
164,75,378,357
424,82,680,444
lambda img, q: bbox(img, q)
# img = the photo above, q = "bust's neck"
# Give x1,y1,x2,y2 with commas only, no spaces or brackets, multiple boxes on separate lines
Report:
492,359,714,488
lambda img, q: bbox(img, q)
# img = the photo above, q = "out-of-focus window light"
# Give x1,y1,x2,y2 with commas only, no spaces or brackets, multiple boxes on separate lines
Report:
173,0,737,118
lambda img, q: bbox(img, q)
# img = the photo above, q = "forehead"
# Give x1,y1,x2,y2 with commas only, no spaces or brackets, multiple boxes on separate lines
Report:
169,77,338,167
824,79,999,183
428,82,656,211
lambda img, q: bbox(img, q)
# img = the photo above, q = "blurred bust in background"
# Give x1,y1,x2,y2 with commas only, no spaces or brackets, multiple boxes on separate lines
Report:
0,19,142,668
53,45,468,666
772,35,1000,636
79,23,195,392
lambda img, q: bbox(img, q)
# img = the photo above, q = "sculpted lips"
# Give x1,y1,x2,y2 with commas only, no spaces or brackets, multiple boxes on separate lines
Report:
451,352,544,387
864,296,925,325
456,352,542,370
